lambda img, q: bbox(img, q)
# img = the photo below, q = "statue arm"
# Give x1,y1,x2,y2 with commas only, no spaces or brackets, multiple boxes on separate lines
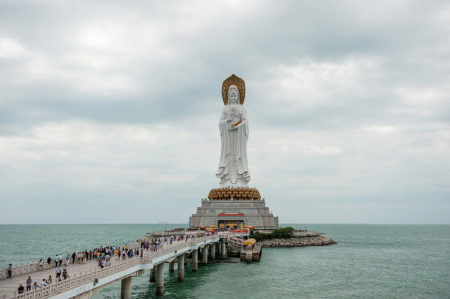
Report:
232,108,248,133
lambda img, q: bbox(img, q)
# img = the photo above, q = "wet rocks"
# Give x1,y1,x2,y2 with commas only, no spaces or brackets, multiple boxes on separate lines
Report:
259,236,337,248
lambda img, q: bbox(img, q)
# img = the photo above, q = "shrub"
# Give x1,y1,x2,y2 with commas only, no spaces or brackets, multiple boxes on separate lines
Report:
250,227,295,241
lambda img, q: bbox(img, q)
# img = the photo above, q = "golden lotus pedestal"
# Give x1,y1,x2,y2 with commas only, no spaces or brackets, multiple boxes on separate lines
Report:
208,187,261,201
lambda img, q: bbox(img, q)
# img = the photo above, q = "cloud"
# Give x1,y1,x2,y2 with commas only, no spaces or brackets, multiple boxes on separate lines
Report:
0,0,449,223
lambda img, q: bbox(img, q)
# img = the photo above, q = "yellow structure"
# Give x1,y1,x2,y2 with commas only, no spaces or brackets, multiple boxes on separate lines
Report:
208,187,261,201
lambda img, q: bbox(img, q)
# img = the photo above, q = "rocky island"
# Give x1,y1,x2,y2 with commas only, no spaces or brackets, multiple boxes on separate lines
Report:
251,227,337,248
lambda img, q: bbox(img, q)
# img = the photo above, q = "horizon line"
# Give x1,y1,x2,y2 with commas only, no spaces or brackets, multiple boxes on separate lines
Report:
0,223,449,225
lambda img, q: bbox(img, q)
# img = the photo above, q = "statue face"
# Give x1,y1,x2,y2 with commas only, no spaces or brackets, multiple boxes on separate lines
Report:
228,86,239,105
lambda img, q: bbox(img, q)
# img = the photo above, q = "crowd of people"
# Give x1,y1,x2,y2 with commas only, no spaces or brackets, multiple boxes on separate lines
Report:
11,231,213,294
17,269,65,294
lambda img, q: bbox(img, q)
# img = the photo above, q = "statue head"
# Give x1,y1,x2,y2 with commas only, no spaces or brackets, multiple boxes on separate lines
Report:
228,85,240,105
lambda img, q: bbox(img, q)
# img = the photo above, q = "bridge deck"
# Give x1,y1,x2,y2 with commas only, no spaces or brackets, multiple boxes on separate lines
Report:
0,256,103,296
0,235,221,298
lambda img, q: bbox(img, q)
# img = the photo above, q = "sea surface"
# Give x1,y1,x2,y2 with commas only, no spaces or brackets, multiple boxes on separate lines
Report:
1,224,449,298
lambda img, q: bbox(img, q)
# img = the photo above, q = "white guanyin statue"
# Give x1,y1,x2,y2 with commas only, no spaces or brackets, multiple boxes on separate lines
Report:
216,74,250,187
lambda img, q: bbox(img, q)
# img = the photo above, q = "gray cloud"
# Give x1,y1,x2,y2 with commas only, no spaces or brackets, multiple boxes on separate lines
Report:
0,0,449,224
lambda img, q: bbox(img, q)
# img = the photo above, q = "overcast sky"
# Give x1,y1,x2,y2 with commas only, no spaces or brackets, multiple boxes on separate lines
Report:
0,0,449,224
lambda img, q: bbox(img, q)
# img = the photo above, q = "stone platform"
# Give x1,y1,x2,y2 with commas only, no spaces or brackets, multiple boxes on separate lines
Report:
189,196,279,230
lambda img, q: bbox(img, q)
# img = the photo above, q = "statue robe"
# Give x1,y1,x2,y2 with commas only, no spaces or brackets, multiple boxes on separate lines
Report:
216,104,250,187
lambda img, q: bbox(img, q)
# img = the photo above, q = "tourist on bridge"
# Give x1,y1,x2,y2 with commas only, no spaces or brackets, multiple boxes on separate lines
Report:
71,252,76,264
7,263,12,278
56,266,61,279
48,274,52,284
39,259,44,271
54,254,59,267
26,276,32,291
17,283,24,294
41,279,48,287
62,267,68,280
33,281,41,290
65,255,70,267
47,257,52,269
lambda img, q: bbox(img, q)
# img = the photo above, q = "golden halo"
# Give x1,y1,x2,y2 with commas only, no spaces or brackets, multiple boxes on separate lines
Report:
222,74,246,105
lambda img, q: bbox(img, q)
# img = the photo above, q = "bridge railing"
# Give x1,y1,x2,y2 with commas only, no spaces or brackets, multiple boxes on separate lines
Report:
7,235,219,299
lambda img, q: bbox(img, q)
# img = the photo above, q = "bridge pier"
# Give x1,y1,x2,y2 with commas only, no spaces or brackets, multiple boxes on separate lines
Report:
149,268,155,282
221,241,227,258
121,277,132,299
192,249,198,271
155,263,165,296
169,261,175,272
202,245,209,264
178,254,185,282
211,243,216,259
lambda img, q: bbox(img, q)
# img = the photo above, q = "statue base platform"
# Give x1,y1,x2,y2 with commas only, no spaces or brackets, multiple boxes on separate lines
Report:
189,192,279,230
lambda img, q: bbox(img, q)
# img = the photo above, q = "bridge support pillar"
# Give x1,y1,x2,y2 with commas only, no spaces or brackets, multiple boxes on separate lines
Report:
184,253,188,265
202,245,209,264
192,249,198,271
169,261,175,272
149,268,155,282
155,263,165,296
211,243,216,259
121,277,132,299
221,242,227,258
178,254,185,282
218,240,222,256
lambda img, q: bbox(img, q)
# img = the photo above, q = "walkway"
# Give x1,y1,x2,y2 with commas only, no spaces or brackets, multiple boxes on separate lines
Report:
0,234,224,299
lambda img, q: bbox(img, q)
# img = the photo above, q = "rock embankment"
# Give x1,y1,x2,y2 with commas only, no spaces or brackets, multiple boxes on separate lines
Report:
259,236,337,248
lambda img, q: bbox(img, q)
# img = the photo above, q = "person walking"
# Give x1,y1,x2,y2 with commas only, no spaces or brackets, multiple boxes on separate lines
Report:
7,264,12,278
56,266,61,280
33,281,40,290
62,267,68,280
48,274,52,284
26,276,32,291
47,257,52,269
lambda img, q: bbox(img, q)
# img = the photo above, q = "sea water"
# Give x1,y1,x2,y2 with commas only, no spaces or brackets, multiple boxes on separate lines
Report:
1,224,449,298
